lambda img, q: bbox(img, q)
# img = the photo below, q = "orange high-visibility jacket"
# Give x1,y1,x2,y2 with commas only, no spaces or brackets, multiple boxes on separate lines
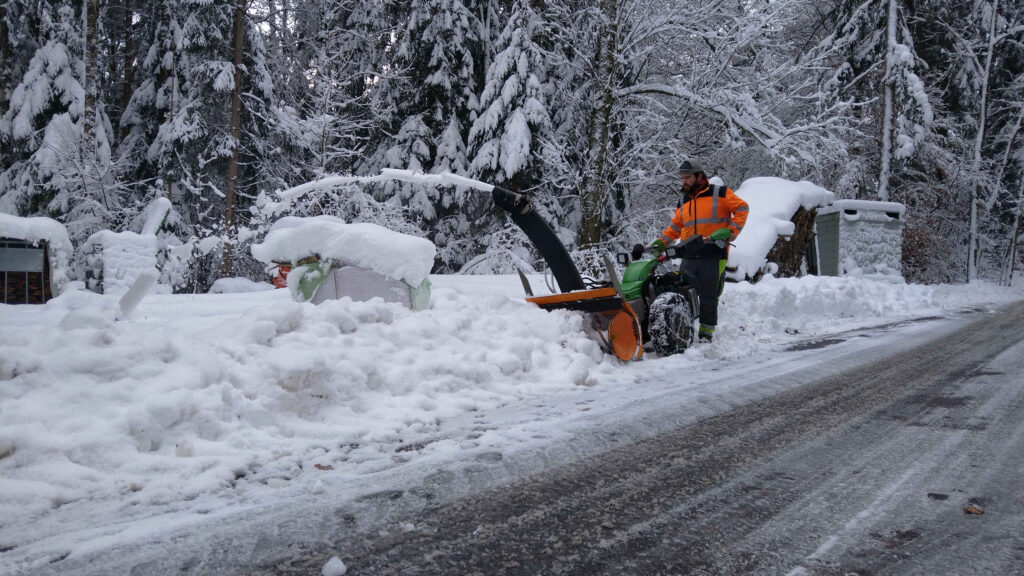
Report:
659,184,749,246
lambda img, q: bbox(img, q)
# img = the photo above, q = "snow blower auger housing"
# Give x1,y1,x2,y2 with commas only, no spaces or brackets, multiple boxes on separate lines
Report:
491,187,645,361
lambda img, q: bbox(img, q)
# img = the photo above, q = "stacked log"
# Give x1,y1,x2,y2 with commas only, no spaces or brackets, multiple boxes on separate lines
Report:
764,207,818,278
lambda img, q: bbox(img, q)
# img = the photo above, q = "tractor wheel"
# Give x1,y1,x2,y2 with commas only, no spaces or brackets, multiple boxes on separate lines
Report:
648,291,696,356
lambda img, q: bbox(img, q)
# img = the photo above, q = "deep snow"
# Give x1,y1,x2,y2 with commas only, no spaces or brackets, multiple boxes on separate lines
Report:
1,272,1022,574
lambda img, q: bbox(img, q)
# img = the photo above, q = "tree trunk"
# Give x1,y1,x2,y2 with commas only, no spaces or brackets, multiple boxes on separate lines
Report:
984,107,1023,216
968,0,999,282
580,0,617,247
84,0,100,141
877,0,898,202
223,0,246,277
156,9,175,200
1,0,9,115
120,0,134,140
1001,177,1023,286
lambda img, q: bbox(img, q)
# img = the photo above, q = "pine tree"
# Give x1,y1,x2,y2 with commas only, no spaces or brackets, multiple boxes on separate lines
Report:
0,1,122,245
364,0,484,270
815,0,933,201
469,0,552,192
120,0,277,286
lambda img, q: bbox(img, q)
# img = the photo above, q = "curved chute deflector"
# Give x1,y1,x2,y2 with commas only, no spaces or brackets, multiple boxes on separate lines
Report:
491,187,585,293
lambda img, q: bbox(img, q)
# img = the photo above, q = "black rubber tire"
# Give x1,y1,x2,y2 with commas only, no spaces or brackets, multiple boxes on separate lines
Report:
648,291,696,356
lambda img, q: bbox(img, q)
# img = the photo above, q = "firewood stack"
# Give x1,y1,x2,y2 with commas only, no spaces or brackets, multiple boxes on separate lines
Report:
764,207,818,278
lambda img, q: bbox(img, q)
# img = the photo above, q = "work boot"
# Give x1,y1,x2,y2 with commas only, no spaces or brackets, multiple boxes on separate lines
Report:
698,325,714,343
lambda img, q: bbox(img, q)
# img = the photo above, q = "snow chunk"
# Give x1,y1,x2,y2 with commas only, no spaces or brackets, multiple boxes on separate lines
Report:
208,277,276,294
729,177,835,281
0,212,74,296
322,556,347,576
251,216,437,286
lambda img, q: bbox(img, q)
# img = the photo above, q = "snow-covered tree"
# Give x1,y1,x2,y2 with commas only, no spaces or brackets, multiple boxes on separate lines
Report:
362,0,485,270
0,1,124,245
469,0,552,192
903,0,1023,281
814,0,933,201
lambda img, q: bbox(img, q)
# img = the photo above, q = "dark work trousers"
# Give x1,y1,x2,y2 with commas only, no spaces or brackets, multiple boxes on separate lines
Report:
679,257,727,327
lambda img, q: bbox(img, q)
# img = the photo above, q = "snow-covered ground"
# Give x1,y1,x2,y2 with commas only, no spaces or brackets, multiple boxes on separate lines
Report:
1,272,1022,574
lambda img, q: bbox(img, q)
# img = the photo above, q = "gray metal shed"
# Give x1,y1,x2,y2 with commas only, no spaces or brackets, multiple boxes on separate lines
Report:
815,200,905,277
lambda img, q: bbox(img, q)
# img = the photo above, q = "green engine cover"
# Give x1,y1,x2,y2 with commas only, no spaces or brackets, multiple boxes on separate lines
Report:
621,259,660,300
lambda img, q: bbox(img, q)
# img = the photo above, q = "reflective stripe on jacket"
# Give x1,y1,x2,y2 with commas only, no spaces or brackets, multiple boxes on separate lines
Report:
660,184,749,245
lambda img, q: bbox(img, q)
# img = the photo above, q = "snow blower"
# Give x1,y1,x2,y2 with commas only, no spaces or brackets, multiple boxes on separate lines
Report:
490,186,646,361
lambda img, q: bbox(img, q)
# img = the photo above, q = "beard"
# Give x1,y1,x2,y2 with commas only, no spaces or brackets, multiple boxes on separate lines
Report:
682,179,699,196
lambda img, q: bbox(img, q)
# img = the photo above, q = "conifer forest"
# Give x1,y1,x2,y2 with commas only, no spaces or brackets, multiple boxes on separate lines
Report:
2,0,1022,290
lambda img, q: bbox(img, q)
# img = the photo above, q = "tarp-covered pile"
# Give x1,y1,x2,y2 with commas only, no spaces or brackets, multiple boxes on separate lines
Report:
251,216,437,309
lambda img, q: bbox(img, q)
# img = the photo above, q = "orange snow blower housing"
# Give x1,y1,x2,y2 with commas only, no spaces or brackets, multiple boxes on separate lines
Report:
526,287,644,362
491,187,643,361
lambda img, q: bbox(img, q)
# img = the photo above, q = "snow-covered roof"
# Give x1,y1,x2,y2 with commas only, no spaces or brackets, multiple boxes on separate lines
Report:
250,216,437,285
728,177,835,281
818,199,906,216
0,212,74,296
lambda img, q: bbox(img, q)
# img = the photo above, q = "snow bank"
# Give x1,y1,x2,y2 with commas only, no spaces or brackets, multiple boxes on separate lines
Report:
251,216,437,286
0,283,606,560
208,277,276,294
1,271,1021,571
0,212,74,296
729,177,835,280
722,274,932,344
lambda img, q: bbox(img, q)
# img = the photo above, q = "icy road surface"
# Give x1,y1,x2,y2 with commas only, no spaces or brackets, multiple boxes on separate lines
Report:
17,299,1024,575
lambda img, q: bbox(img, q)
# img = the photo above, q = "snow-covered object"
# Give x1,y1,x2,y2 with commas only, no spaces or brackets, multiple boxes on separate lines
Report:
116,271,159,320
310,266,431,310
140,197,173,235
81,230,160,296
818,200,905,278
322,556,348,576
208,277,276,294
0,213,74,297
273,169,494,205
251,216,437,287
727,177,835,281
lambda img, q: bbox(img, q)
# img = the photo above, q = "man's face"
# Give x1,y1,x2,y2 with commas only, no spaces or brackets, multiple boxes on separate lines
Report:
681,173,699,194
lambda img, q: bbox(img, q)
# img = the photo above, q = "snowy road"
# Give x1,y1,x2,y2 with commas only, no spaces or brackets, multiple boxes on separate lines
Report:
247,301,1022,576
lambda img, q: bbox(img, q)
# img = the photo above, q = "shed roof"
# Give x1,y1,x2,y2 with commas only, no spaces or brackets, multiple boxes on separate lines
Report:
818,199,906,216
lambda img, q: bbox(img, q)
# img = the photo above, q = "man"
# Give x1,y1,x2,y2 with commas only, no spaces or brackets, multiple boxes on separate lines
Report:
651,158,748,343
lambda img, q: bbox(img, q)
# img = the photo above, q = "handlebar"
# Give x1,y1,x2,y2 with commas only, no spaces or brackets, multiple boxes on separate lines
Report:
629,234,729,262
